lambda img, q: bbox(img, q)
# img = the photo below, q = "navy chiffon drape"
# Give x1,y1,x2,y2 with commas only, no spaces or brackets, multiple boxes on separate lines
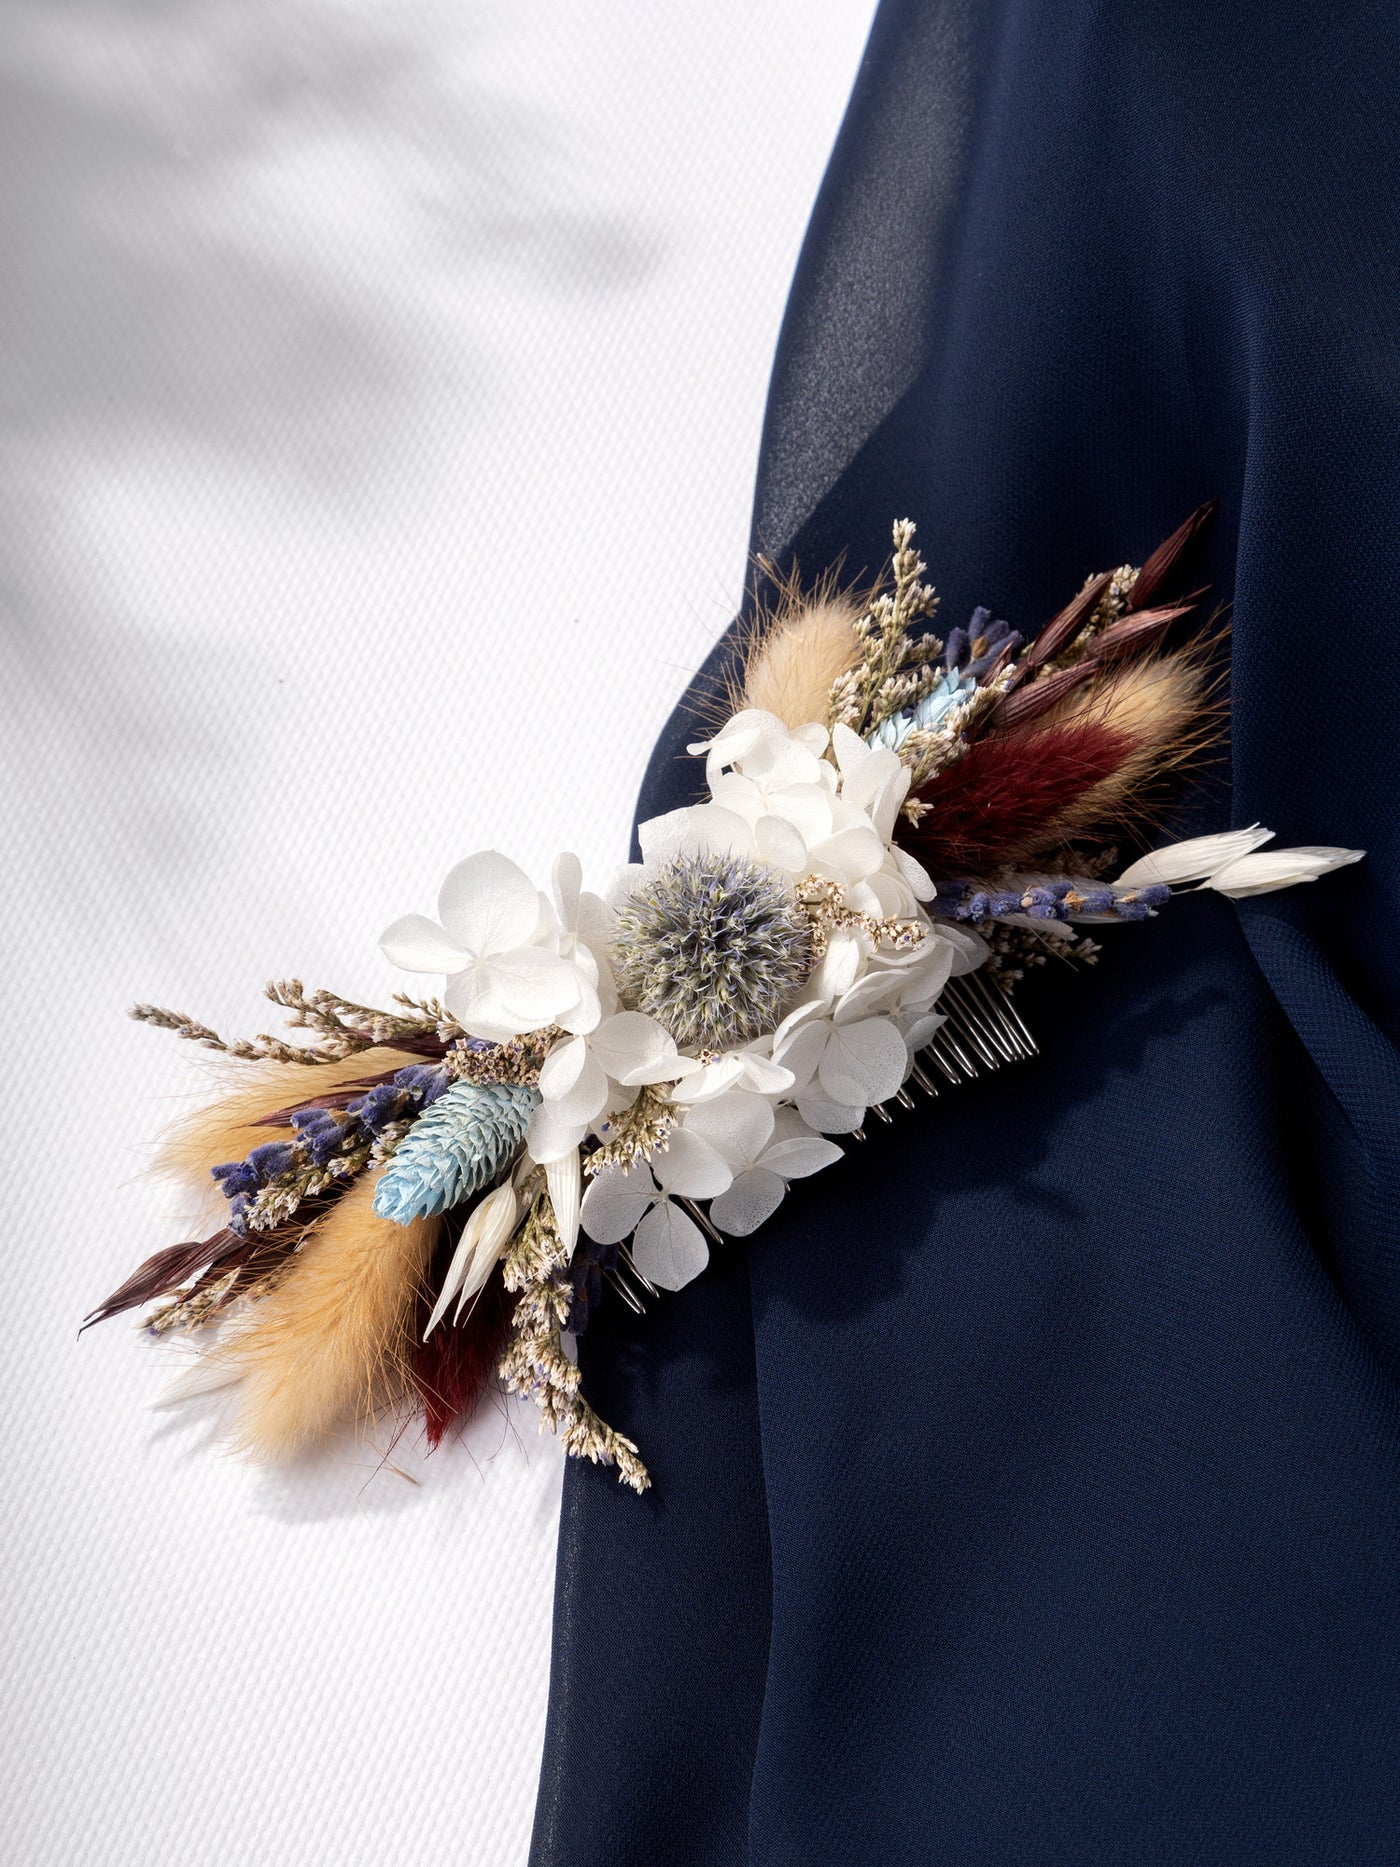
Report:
530,3,1400,1861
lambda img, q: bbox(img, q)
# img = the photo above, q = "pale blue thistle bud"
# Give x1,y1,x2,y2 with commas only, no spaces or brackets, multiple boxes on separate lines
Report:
612,852,811,1052
372,1080,540,1225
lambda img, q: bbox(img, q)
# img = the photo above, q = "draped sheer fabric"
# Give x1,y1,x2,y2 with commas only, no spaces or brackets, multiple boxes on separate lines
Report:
531,3,1400,1860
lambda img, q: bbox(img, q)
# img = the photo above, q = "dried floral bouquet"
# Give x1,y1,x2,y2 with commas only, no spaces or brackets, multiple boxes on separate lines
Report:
91,509,1362,1492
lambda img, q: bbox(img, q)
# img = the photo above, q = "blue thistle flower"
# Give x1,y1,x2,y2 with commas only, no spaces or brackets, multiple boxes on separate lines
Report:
612,853,811,1052
371,1080,540,1225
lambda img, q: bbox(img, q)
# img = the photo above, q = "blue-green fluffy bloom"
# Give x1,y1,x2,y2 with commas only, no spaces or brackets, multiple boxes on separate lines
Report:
870,668,976,751
612,852,811,1053
372,1080,539,1225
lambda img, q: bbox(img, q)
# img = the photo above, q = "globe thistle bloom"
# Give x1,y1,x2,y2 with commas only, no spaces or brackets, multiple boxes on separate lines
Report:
612,852,811,1053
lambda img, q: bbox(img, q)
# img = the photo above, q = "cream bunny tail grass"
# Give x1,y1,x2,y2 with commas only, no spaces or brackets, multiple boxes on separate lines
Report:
210,1173,441,1460
736,568,862,727
150,1047,427,1186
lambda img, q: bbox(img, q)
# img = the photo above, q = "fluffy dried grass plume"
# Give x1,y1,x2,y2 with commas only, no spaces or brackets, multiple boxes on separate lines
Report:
215,1172,441,1461
736,568,862,728
1032,640,1221,848
150,1046,426,1188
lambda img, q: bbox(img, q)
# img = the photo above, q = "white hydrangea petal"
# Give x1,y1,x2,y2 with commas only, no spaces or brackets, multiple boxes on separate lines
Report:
1116,825,1274,888
709,1168,788,1237
540,1034,587,1098
792,721,831,754
770,996,828,1054
551,851,583,925
829,721,867,777
754,813,809,872
379,914,471,977
580,1166,656,1245
812,823,886,883
889,843,936,901
686,708,784,765
760,1133,844,1178
811,928,863,1002
732,1051,797,1096
480,947,584,1027
541,1044,610,1127
835,968,910,1021
637,807,728,868
708,772,766,827
555,970,602,1035
902,1010,946,1054
449,979,533,1043
590,1010,699,1085
631,1200,710,1291
818,1015,908,1107
436,850,541,954
653,1128,734,1200
681,1090,775,1171
667,1054,750,1104
942,924,991,974
772,1018,828,1091
867,767,912,844
764,781,836,846
793,1092,866,1134
525,1100,589,1166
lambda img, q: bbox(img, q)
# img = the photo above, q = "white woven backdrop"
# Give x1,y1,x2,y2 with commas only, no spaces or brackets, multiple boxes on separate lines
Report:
0,4,875,1864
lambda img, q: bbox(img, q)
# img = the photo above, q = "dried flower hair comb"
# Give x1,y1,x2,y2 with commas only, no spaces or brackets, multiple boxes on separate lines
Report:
93,508,1363,1492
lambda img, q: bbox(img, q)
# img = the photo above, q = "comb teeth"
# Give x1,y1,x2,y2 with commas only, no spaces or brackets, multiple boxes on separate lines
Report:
909,969,1038,1096
598,970,1036,1315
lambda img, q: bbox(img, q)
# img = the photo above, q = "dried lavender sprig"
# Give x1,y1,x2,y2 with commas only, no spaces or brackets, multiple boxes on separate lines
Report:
932,880,1171,925
212,1064,450,1233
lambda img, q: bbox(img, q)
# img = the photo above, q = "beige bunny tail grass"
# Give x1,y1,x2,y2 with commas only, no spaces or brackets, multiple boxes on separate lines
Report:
731,565,863,729
150,1047,428,1185
215,1172,442,1461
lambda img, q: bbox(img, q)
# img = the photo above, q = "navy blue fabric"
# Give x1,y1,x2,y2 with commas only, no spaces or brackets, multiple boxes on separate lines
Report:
531,3,1400,1860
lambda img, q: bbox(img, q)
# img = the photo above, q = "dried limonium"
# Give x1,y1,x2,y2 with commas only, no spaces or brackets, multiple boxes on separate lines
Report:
612,852,812,1052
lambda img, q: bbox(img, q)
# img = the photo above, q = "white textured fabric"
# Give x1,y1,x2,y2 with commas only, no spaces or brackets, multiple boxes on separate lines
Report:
0,5,874,1864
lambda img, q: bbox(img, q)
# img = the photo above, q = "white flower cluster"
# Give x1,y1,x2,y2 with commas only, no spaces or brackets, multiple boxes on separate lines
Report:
379,709,986,1293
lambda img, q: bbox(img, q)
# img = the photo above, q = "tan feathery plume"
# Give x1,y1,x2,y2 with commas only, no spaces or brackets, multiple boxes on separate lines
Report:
150,1047,427,1187
735,569,862,728
213,1171,441,1460
1032,643,1218,847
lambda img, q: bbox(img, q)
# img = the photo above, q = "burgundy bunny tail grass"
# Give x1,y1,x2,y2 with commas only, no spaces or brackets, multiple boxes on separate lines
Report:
412,1264,516,1450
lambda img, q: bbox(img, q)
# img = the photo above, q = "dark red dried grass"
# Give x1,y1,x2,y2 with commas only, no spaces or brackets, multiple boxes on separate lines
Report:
82,1228,246,1331
411,1266,515,1450
908,720,1134,872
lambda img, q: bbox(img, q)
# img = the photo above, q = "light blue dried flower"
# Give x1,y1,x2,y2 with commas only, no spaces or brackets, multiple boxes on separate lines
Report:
871,667,976,751
372,1080,539,1225
612,852,811,1052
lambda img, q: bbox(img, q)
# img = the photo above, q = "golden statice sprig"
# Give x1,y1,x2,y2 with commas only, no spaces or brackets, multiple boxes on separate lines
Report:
828,518,943,738
499,1185,650,1492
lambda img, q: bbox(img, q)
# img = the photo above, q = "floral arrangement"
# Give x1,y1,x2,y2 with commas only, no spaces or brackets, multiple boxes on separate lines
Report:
91,509,1362,1493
